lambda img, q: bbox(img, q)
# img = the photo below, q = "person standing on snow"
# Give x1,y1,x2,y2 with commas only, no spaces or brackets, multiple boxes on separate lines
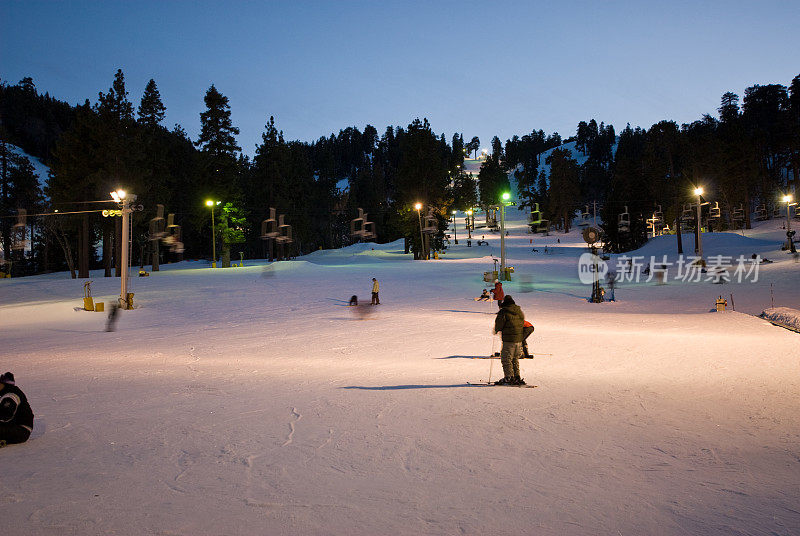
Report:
0,372,34,446
490,279,504,308
371,278,380,305
521,320,535,358
493,296,526,385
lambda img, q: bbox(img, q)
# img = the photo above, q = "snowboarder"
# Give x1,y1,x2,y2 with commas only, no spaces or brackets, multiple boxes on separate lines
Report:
0,372,34,446
490,279,504,308
349,295,358,306
521,320,535,358
371,278,380,305
493,296,526,385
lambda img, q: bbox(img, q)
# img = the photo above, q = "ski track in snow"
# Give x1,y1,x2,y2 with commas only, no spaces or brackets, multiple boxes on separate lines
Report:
282,407,302,447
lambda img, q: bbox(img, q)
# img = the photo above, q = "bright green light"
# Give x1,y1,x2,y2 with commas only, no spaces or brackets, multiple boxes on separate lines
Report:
502,192,511,201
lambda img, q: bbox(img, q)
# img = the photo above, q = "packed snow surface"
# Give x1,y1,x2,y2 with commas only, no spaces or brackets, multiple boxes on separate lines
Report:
1,207,799,536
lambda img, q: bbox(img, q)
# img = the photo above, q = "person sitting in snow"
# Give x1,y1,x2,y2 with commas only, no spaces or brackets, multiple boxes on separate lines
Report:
493,296,526,385
490,279,504,308
475,289,491,301
0,372,34,446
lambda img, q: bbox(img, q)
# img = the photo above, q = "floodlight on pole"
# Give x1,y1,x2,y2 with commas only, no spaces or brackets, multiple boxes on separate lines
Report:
452,209,458,244
784,194,797,252
206,200,220,268
415,203,425,260
499,192,511,278
111,189,132,308
694,186,704,259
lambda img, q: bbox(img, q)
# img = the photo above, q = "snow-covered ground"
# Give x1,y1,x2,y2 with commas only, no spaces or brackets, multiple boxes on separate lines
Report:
1,207,799,535
7,143,50,189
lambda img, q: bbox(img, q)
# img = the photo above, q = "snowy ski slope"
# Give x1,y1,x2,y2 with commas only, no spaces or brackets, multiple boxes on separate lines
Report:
0,200,799,535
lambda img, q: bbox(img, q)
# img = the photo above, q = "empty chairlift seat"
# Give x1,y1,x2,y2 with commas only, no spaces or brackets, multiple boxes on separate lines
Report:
618,206,630,233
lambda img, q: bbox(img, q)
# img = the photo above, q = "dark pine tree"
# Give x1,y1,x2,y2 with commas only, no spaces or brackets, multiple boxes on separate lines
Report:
137,79,166,128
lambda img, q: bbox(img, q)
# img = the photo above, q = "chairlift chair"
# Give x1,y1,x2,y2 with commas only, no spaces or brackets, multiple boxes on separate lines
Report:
618,206,630,233
709,201,721,220
680,204,695,232
10,209,27,251
730,204,745,229
578,205,590,228
528,203,549,233
653,205,664,224
755,203,768,221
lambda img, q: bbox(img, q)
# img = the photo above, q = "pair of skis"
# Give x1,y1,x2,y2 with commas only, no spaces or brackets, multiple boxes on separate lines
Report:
471,354,551,359
467,381,537,388
468,353,539,388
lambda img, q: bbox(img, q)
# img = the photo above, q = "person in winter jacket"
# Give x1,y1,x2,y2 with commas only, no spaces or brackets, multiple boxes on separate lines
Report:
371,278,380,305
489,280,504,307
522,320,535,358
493,296,526,385
475,289,491,301
0,372,34,446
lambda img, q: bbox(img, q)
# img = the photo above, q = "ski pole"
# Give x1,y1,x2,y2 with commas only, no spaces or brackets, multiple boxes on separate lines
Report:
488,334,496,384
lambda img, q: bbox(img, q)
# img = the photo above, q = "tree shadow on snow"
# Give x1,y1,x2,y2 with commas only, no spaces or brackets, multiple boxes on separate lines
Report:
342,384,470,390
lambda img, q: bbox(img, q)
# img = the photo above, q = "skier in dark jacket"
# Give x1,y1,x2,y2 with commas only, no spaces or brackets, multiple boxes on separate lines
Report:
0,372,34,446
493,296,526,385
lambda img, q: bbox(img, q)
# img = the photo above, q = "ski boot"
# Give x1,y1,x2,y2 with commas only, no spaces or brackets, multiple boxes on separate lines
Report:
494,377,514,386
513,377,526,385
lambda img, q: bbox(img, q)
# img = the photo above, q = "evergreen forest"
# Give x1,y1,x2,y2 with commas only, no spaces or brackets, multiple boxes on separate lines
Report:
1,70,798,276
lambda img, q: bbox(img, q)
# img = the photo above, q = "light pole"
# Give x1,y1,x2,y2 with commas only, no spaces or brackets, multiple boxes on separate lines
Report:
466,209,473,240
451,210,458,244
500,192,510,279
784,194,797,253
415,202,425,260
206,200,220,267
693,187,704,259
111,189,131,308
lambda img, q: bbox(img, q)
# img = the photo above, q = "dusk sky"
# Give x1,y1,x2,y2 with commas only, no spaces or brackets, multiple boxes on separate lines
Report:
2,1,798,155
